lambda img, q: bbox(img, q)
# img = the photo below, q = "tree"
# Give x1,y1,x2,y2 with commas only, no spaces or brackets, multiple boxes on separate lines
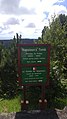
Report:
38,14,67,98
0,36,19,99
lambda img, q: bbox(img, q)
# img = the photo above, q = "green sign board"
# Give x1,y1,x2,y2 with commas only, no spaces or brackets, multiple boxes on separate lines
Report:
17,44,50,85
20,45,48,64
22,66,47,84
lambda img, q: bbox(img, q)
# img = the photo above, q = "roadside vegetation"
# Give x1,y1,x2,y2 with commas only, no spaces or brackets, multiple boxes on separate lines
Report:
0,96,21,113
0,14,67,112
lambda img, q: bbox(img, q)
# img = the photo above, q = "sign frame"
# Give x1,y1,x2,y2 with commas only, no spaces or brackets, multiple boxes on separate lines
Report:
17,44,50,87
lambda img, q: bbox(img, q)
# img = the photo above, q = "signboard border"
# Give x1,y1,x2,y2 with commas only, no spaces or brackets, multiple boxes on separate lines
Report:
17,44,50,87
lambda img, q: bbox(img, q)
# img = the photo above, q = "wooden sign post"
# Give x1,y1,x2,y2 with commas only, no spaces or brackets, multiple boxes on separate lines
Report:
17,44,50,110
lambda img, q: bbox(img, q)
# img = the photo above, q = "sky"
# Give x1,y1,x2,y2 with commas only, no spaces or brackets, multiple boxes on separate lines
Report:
0,0,67,39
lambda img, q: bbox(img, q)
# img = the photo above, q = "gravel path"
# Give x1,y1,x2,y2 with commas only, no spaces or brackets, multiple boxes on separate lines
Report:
0,107,67,119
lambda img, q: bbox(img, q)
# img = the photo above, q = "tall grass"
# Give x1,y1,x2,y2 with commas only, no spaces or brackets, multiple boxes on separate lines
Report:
0,96,21,113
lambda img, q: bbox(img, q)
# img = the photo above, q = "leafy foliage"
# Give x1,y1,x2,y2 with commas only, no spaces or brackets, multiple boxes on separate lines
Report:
0,37,18,99
38,14,67,99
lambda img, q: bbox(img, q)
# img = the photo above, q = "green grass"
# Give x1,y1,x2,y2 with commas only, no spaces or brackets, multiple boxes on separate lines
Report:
48,97,67,110
54,98,67,109
0,96,21,113
0,96,67,112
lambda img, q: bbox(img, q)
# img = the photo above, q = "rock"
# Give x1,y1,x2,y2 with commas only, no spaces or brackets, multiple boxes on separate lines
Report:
63,106,67,113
